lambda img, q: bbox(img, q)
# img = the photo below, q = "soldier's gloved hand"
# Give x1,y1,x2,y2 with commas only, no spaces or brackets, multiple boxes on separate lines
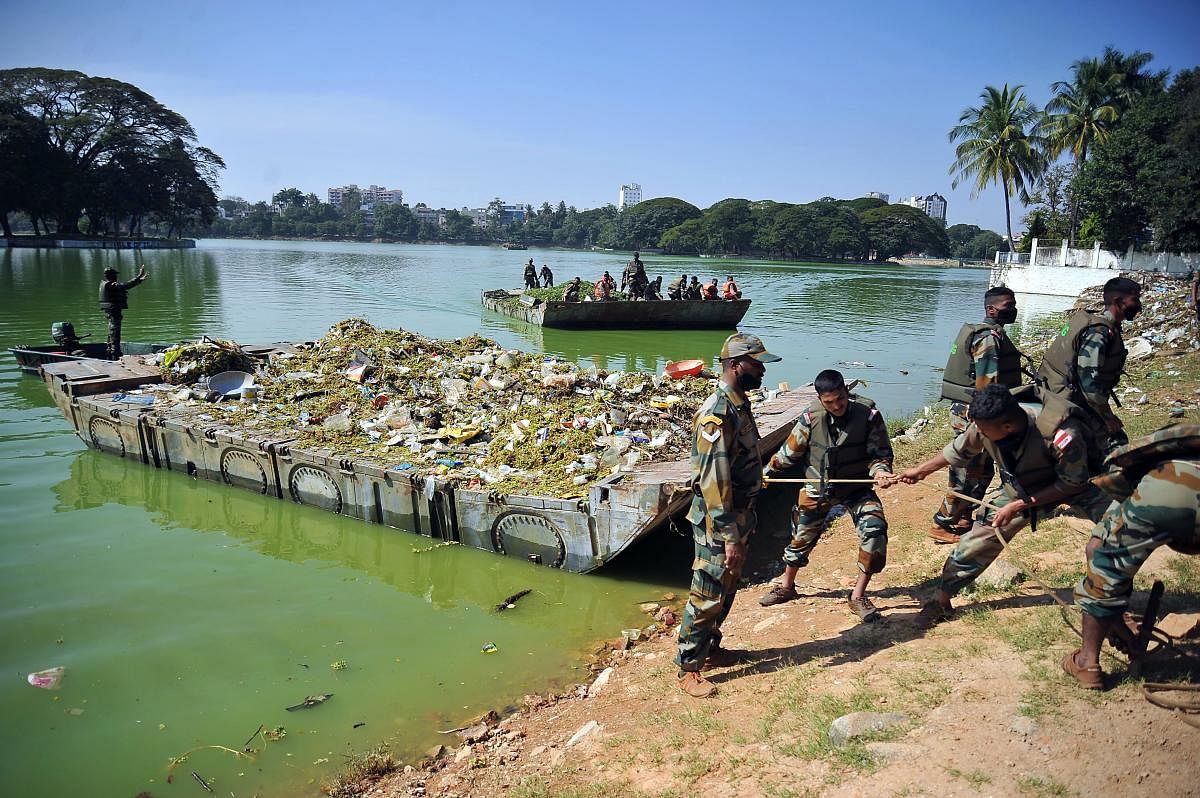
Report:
761,467,773,489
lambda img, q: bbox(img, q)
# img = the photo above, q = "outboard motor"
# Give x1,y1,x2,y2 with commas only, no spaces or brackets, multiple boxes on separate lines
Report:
51,321,82,353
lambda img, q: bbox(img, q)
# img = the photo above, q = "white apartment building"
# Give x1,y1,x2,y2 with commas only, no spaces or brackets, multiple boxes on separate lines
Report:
327,184,403,208
618,183,642,211
866,191,889,203
898,193,947,223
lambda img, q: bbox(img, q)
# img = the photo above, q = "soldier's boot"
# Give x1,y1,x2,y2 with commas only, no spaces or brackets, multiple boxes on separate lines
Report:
1061,648,1104,690
678,671,717,698
848,596,882,623
928,519,971,544
759,585,798,607
917,599,955,627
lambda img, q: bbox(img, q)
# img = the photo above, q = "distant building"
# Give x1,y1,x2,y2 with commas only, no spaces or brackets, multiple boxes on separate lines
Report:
618,183,642,211
866,191,889,203
924,192,947,223
327,184,403,210
412,203,448,228
899,193,947,223
464,207,489,228
496,203,528,225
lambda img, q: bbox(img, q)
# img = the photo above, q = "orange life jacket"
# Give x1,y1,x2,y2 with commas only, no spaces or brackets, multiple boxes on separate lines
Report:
703,283,719,300
723,280,738,299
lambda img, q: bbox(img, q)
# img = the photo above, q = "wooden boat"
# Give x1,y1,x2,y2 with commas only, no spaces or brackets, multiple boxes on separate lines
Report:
481,289,752,329
38,351,810,573
9,342,169,373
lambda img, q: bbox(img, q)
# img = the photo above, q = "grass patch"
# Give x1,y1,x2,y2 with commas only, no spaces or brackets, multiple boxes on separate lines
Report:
321,744,399,798
946,767,993,788
1164,555,1200,596
890,403,956,469
680,708,725,734
1017,774,1075,797
767,673,883,770
675,754,714,783
511,778,660,798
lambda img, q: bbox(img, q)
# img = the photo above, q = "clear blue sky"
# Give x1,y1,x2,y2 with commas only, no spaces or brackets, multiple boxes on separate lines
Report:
5,0,1198,233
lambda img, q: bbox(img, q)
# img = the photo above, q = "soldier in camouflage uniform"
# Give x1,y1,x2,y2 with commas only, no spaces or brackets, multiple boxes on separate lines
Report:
98,264,148,359
1038,277,1142,455
675,333,781,698
932,286,1026,544
1064,425,1200,689
759,370,895,623
896,384,1112,620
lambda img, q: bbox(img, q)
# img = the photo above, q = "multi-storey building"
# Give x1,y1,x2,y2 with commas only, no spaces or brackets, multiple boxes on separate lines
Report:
866,191,889,203
327,184,403,209
618,183,642,211
898,193,947,223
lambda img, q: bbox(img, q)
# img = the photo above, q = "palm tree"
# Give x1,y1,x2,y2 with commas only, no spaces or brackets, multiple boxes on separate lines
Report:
1100,47,1164,113
948,84,1046,252
1043,59,1118,242
1044,49,1161,242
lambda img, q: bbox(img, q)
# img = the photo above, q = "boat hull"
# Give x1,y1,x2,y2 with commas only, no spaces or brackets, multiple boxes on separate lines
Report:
39,353,810,573
481,290,751,329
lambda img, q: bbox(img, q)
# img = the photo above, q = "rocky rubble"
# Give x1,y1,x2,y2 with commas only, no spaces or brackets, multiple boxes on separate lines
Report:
146,319,768,497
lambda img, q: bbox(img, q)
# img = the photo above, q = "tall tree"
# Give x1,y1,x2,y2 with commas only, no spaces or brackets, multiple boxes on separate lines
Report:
0,67,223,236
948,84,1046,250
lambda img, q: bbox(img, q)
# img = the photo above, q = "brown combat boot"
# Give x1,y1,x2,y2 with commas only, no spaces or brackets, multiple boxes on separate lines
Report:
928,520,970,544
848,596,882,623
1061,648,1104,690
678,671,717,697
759,585,799,606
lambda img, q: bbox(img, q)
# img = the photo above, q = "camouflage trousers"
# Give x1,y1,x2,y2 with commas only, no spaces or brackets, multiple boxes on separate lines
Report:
104,309,123,359
676,523,747,673
940,484,1114,597
1075,460,1200,619
934,406,995,530
783,489,888,575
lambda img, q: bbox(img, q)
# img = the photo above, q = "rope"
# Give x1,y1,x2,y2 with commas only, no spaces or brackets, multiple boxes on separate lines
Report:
1142,683,1200,729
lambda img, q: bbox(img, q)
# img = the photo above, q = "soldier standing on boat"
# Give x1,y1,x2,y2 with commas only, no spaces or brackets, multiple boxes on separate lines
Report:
540,264,554,287
759,370,895,623
895,384,1112,623
1065,425,1200,689
668,273,687,301
931,286,1025,544
523,259,538,289
1038,277,1142,454
676,333,781,697
98,264,147,359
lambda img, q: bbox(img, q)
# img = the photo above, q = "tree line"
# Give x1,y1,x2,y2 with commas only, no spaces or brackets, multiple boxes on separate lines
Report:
210,192,969,262
0,68,224,239
948,48,1199,252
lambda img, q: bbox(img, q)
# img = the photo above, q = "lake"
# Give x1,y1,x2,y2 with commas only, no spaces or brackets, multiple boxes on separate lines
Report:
0,240,1001,796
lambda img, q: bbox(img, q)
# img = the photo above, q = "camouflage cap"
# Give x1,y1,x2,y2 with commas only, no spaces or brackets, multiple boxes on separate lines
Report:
720,333,781,362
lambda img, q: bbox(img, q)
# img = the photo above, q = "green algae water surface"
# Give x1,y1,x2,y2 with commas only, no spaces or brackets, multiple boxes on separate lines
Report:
1,241,991,796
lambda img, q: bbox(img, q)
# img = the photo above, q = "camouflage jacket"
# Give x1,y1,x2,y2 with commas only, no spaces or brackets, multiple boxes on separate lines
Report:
765,396,893,483
1076,314,1122,422
685,382,762,544
943,403,1092,497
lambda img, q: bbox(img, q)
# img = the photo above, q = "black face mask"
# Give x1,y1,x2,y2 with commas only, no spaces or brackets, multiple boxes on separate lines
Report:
995,307,1018,325
1121,302,1140,321
736,368,763,392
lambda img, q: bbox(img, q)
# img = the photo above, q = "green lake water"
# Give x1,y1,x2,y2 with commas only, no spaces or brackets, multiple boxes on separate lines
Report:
0,240,1007,796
